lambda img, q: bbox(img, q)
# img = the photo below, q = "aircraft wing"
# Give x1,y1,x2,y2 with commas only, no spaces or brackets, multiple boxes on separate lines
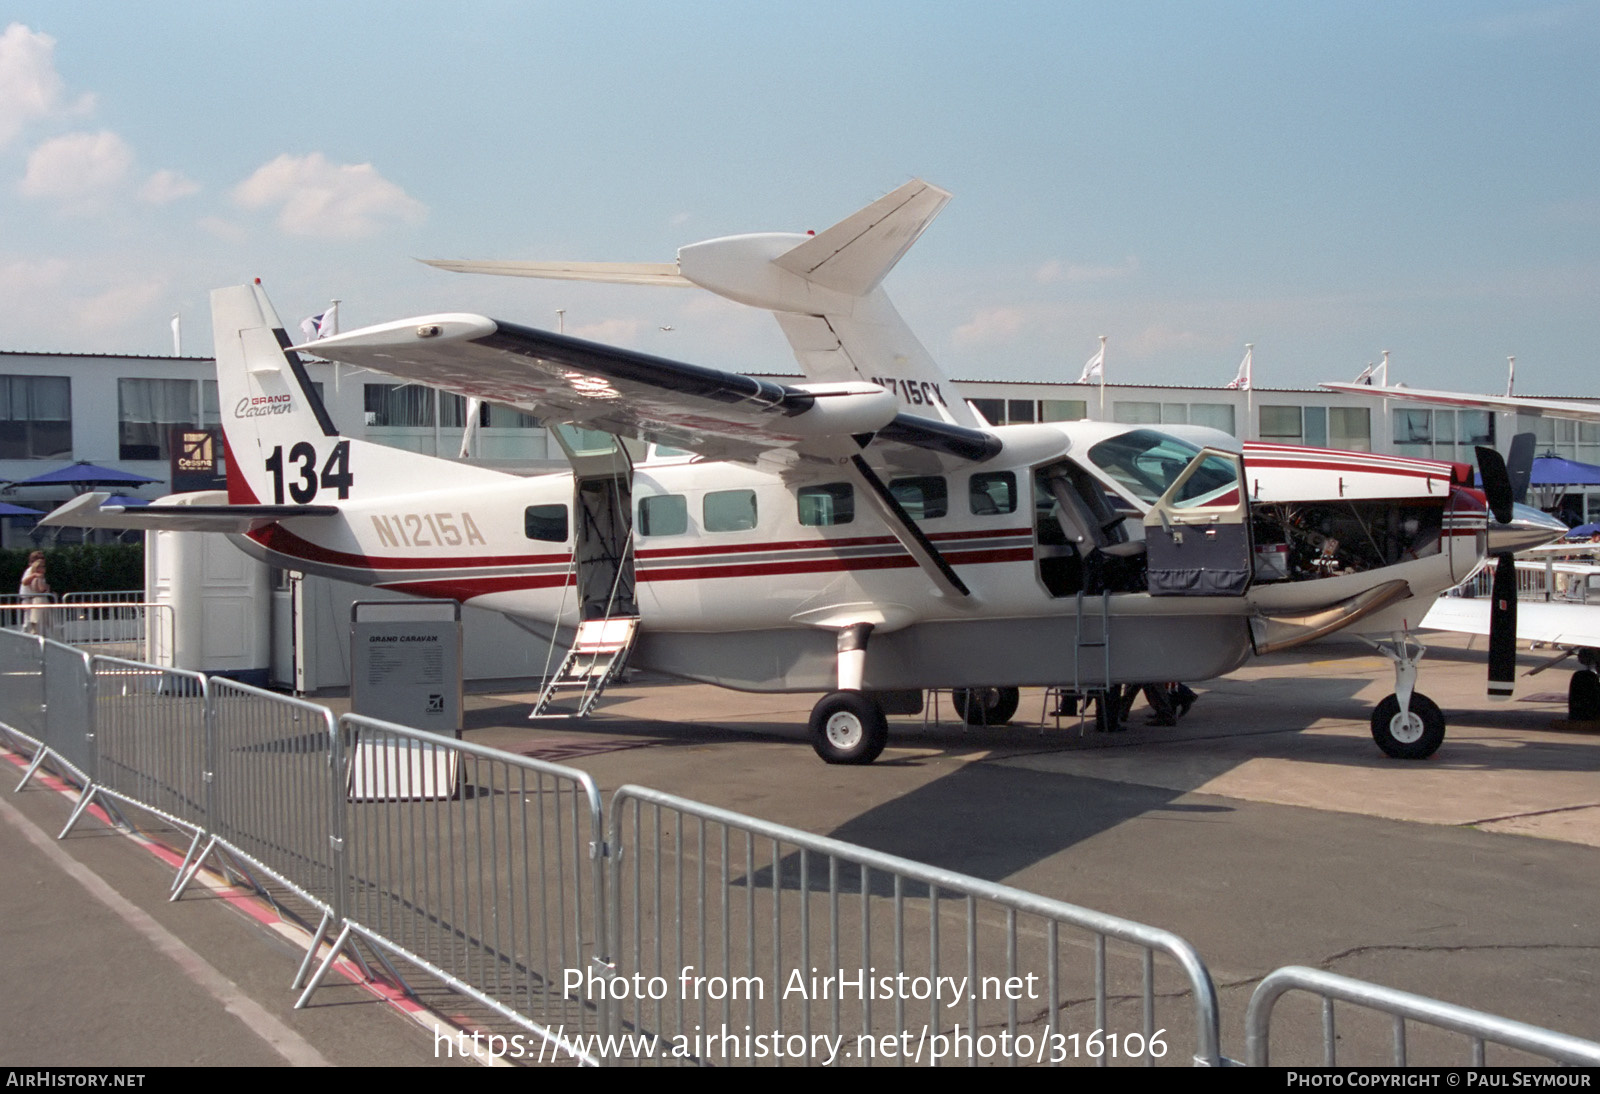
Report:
40,492,340,533
1321,382,1600,423
295,316,1000,470
1422,595,1600,648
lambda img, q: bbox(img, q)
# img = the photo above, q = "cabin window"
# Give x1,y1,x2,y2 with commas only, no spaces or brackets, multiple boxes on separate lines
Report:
889,476,948,520
704,489,758,532
524,504,568,542
638,494,688,536
970,471,1017,515
798,483,854,527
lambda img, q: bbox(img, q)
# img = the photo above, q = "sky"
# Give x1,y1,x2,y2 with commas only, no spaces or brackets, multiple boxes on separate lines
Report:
1,1,1596,394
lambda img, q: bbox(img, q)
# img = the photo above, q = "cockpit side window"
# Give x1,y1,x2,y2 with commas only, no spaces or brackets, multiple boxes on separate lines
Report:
1086,430,1205,505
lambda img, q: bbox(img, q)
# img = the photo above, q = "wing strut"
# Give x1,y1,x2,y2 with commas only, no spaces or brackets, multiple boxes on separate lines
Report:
846,455,970,599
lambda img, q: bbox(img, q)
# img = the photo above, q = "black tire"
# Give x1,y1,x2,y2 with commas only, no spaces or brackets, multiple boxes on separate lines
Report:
1370,693,1446,759
809,691,889,765
1568,671,1600,721
950,687,1021,727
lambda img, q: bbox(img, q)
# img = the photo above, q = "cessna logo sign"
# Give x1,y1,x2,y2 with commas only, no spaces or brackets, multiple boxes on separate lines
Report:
175,431,214,473
234,394,294,418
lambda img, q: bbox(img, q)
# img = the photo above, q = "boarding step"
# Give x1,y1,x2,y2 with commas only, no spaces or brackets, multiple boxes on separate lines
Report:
529,616,640,719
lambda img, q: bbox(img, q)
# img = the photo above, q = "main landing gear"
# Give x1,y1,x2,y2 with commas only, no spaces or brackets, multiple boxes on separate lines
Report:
1364,632,1446,760
951,686,1021,727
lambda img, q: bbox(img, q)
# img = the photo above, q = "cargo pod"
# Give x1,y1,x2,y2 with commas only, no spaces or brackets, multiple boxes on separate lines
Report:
1144,448,1252,596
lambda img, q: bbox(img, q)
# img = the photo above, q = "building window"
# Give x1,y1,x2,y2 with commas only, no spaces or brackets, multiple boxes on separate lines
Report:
1112,401,1162,425
1259,405,1304,443
119,378,198,460
797,483,854,527
1393,408,1482,459
1329,407,1371,452
364,383,435,427
1040,399,1088,422
639,494,688,536
969,398,1004,425
1189,404,1236,435
0,375,71,460
1006,399,1036,424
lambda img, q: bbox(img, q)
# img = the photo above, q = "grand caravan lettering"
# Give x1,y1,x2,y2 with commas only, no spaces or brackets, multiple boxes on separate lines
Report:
235,394,294,418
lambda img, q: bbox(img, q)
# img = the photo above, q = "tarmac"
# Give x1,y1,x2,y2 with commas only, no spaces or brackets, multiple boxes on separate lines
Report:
1,630,1596,1067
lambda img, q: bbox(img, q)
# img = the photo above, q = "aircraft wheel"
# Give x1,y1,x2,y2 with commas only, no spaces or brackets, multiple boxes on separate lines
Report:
1568,671,1600,721
1370,693,1445,760
950,686,1021,726
809,691,888,765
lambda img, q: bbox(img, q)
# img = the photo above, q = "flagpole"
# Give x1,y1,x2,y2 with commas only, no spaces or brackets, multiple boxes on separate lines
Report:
1097,334,1106,418
1245,344,1254,442
170,313,181,357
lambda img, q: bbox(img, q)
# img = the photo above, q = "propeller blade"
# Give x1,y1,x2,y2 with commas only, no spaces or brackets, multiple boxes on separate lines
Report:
1506,432,1536,505
1476,445,1514,525
1487,553,1518,700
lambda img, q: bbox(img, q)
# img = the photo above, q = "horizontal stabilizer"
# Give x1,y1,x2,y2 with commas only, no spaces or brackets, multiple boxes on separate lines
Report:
774,180,951,297
419,259,691,287
41,492,338,533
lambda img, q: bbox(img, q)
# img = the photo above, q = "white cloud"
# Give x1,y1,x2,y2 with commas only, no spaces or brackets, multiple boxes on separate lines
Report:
139,168,200,205
18,130,133,211
1035,256,1140,284
231,153,426,238
72,278,167,332
952,305,1026,347
1122,323,1211,357
0,24,93,149
197,215,248,242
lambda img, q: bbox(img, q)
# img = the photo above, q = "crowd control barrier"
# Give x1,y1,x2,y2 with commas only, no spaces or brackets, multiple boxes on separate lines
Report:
1245,966,1600,1068
602,785,1222,1066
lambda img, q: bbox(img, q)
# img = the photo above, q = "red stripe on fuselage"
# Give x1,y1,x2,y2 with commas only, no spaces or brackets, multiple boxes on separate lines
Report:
246,523,569,571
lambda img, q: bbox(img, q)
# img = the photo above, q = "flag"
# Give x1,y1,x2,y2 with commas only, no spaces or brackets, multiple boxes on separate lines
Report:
1225,345,1253,390
1353,362,1375,385
299,302,339,342
1076,345,1105,384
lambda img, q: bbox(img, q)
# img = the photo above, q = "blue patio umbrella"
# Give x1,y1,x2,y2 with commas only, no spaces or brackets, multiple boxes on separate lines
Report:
0,502,42,516
6,461,159,494
1527,455,1600,486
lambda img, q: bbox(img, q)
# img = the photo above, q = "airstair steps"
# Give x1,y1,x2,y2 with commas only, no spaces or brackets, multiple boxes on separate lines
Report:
529,616,640,719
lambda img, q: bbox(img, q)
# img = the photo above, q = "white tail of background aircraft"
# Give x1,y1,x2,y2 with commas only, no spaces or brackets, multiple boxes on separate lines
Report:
422,180,980,428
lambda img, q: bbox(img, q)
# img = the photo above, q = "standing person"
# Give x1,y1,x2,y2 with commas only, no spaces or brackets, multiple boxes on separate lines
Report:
19,550,50,635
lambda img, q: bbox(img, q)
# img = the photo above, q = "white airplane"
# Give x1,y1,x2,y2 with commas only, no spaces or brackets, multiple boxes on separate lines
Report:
1324,378,1600,719
45,182,1561,764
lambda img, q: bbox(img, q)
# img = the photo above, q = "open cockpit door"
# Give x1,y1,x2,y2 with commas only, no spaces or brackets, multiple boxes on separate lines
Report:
1143,448,1252,596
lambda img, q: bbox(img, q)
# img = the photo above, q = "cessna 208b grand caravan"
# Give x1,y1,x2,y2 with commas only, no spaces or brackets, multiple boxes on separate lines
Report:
47,181,1559,764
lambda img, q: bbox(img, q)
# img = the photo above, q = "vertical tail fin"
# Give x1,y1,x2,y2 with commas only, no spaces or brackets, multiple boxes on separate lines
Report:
213,284,342,504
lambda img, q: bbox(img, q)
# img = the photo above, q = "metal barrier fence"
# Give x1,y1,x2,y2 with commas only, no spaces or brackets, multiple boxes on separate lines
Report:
4,635,1597,1067
174,678,342,924
0,628,45,756
62,590,145,604
296,714,609,1062
0,601,172,664
603,785,1222,1067
1246,966,1600,1067
61,657,208,851
1460,558,1598,603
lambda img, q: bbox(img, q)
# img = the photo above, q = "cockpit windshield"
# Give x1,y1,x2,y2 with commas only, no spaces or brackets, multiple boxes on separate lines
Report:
1086,430,1226,505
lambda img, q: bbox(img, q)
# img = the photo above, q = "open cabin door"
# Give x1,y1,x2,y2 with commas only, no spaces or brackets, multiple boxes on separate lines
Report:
550,424,639,621
1143,448,1253,596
